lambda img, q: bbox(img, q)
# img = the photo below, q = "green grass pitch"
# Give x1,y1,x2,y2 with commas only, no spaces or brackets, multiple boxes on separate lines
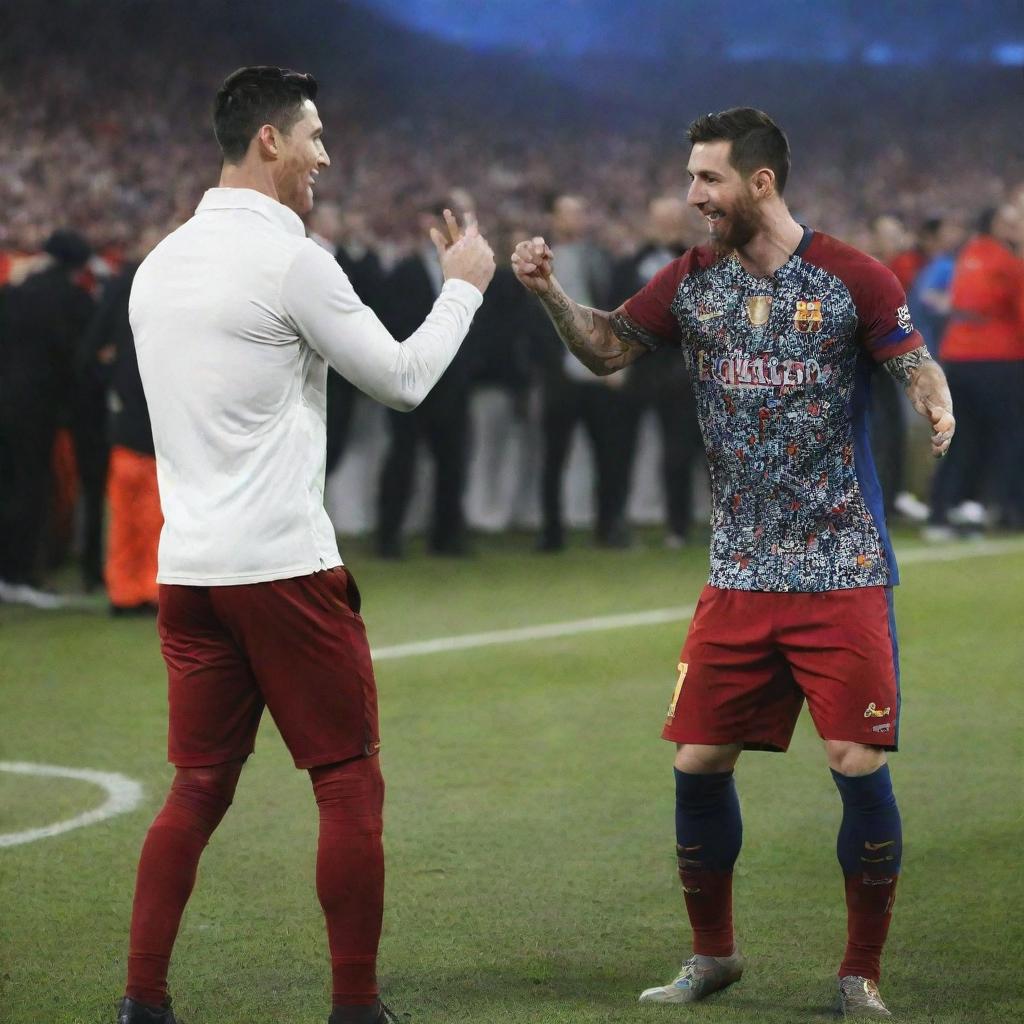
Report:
1,530,1022,1023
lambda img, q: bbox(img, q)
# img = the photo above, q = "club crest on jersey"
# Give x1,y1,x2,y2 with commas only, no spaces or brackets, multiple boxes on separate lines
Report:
745,295,773,326
896,303,914,334
794,299,824,333
864,702,891,718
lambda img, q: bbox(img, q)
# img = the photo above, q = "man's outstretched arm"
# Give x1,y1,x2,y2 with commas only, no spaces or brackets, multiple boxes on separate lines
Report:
884,346,955,457
511,236,651,375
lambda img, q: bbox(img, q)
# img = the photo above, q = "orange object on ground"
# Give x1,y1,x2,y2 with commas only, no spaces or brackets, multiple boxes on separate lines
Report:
106,446,162,607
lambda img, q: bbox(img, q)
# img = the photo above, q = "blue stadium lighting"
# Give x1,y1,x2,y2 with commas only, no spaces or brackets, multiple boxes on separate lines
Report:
862,43,896,65
992,42,1024,65
355,0,1024,66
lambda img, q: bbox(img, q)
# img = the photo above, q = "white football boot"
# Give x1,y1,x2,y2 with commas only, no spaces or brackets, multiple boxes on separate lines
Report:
638,950,744,1004
837,975,893,1018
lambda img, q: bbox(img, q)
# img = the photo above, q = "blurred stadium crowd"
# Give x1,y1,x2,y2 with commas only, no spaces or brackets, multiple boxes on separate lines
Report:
2,5,1023,612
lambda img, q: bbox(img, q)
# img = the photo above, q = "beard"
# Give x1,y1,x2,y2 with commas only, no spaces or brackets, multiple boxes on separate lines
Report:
708,194,760,256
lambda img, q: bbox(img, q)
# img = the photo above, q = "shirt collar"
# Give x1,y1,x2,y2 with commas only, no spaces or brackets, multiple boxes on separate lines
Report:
196,187,306,238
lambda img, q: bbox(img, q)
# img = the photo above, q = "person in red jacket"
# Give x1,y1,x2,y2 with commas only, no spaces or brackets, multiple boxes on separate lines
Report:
927,204,1024,533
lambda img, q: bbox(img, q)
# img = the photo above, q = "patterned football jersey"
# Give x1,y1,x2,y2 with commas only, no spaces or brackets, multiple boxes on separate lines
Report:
622,228,922,592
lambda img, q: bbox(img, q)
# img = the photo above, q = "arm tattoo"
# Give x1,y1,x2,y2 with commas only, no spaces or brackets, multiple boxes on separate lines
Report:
610,311,663,351
539,284,648,373
884,345,932,387
542,286,595,353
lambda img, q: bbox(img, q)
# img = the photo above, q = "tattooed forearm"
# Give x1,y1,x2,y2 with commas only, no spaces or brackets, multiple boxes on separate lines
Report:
542,285,595,351
538,282,615,375
884,345,933,387
537,279,647,374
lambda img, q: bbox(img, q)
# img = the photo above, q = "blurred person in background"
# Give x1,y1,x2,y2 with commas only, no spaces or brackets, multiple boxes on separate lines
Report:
82,224,166,616
870,214,924,293
375,197,480,558
610,195,704,547
464,223,537,532
0,230,94,608
908,216,967,358
535,192,628,551
118,65,494,1024
308,202,385,477
73,259,115,593
868,215,929,522
926,203,1024,536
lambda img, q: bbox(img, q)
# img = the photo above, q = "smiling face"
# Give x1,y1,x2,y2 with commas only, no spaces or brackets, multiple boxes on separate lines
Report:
272,99,329,217
686,140,762,254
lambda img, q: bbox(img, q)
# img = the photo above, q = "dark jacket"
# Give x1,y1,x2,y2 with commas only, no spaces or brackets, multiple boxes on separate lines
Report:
610,243,691,398
82,262,154,455
0,264,95,422
381,253,481,403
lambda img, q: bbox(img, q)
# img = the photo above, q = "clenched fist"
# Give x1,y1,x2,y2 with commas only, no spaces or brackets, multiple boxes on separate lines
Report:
430,209,495,294
511,236,554,295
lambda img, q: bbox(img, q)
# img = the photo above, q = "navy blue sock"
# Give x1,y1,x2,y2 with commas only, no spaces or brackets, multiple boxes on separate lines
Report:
674,769,742,956
831,764,902,877
674,769,743,870
831,763,902,981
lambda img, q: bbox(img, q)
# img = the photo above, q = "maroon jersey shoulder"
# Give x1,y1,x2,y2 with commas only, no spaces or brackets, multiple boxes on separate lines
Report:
802,231,923,361
621,245,720,347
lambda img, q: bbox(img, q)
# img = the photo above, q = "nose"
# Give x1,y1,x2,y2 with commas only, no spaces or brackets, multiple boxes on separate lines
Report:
687,180,706,208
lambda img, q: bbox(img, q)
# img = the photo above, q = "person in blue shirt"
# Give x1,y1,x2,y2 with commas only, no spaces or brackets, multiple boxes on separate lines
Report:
908,216,966,358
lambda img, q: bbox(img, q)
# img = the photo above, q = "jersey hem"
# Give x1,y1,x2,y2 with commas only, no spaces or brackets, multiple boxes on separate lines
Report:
157,557,344,587
705,577,895,592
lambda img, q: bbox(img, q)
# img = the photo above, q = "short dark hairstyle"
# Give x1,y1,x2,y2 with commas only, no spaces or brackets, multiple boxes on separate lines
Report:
687,108,791,194
213,66,318,164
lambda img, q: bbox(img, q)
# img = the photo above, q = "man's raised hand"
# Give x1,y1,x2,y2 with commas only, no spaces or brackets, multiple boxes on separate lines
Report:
430,208,495,293
511,237,554,295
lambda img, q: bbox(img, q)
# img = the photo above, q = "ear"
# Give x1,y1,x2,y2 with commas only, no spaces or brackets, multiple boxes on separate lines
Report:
751,167,775,199
255,123,280,160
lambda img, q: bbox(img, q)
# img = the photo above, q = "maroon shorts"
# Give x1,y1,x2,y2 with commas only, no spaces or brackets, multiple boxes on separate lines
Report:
662,585,901,752
157,567,379,769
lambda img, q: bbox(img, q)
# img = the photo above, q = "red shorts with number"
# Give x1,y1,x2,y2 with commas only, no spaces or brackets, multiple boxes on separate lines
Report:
662,585,901,751
158,567,379,769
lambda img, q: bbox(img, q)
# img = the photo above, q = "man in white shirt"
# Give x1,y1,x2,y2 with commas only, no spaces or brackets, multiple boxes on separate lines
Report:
118,66,494,1024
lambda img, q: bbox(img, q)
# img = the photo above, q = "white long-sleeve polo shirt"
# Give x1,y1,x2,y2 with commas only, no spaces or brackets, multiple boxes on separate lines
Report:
130,187,483,586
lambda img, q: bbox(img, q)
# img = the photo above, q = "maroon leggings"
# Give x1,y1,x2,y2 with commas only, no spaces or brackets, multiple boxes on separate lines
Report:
125,755,384,1008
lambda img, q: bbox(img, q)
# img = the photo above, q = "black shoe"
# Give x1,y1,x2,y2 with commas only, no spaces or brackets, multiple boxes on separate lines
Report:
329,999,401,1024
117,996,177,1023
110,602,159,618
375,538,404,560
595,520,632,549
535,531,565,553
428,538,471,558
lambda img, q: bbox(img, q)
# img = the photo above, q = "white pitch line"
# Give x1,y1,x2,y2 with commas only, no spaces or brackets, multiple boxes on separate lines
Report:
370,538,1024,662
372,604,695,660
895,537,1024,565
0,762,143,849
3,539,1019,848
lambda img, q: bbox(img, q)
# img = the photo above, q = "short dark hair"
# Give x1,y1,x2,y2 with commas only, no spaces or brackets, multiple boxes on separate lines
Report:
687,108,791,194
213,66,318,164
